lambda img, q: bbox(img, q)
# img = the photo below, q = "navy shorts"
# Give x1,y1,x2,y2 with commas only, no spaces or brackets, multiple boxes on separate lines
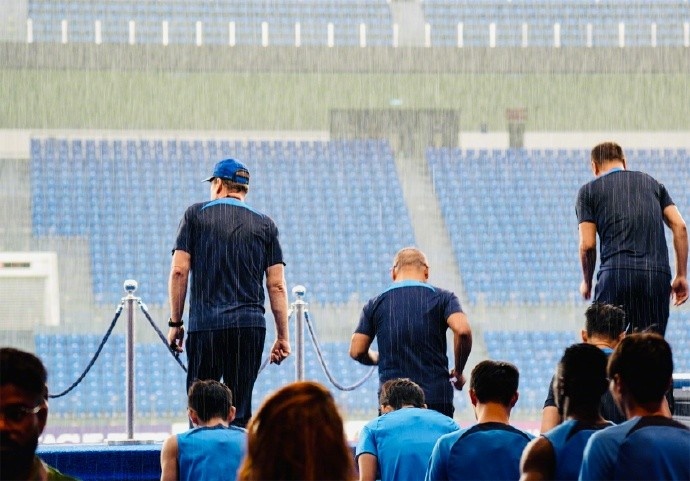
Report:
594,269,671,336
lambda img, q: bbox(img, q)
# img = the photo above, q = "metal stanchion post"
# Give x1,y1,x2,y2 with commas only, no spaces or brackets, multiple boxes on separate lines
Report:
108,280,155,445
292,285,307,381
123,279,138,440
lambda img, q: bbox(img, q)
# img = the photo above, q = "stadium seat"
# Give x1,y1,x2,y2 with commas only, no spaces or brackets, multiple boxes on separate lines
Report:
31,137,414,306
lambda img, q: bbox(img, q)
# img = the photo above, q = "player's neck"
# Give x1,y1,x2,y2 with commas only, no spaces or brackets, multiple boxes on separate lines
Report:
566,405,606,425
474,402,511,425
394,274,426,282
199,417,230,428
393,267,427,283
626,400,668,419
588,336,616,350
598,161,625,175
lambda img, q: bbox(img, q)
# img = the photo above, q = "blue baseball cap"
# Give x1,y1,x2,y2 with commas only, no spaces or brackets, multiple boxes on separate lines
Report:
203,158,250,185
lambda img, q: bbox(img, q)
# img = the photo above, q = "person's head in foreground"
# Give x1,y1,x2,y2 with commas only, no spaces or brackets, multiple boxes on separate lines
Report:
0,347,49,481
238,381,355,481
608,332,673,415
379,378,426,413
187,379,236,426
553,343,609,417
470,359,519,413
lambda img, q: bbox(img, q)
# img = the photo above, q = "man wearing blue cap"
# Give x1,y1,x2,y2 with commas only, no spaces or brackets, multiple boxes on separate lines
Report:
167,158,291,428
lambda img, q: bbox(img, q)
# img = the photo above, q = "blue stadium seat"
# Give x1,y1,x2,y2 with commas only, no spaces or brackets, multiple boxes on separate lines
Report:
32,137,413,305
425,147,682,306
28,0,393,46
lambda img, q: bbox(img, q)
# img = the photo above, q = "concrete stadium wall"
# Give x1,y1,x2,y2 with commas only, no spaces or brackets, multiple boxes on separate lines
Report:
1,43,689,74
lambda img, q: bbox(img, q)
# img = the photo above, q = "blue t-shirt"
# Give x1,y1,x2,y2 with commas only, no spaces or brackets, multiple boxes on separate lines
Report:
356,407,460,481
543,419,613,481
580,415,690,480
425,422,534,481
354,281,463,404
177,424,247,481
576,170,673,274
173,198,284,332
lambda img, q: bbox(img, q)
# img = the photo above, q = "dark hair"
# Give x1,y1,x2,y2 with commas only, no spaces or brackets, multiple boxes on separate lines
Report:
238,381,355,481
608,333,673,404
591,141,625,166
0,347,48,400
558,343,608,407
220,176,249,194
188,380,233,423
379,378,425,409
585,302,626,339
470,360,519,406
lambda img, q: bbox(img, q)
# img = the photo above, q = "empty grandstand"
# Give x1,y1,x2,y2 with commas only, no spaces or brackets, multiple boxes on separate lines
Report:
1,0,689,444
21,142,690,423
17,0,690,46
30,138,414,306
428,147,690,306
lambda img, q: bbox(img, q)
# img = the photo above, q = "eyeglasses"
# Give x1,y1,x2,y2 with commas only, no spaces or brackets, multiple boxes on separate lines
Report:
0,404,43,423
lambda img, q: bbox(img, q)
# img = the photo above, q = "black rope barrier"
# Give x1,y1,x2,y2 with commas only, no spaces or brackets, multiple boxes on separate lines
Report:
48,303,124,399
138,300,188,373
46,292,340,403
303,310,376,391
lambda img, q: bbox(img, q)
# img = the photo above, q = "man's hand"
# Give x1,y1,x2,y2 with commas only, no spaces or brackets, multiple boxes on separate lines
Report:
270,339,291,364
580,280,592,300
167,327,184,353
671,276,689,306
450,369,466,390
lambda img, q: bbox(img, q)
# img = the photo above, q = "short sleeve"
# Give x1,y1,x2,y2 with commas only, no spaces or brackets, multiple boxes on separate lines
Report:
355,423,378,458
658,183,674,210
172,206,194,255
265,219,284,267
444,291,463,320
576,184,595,224
354,300,376,337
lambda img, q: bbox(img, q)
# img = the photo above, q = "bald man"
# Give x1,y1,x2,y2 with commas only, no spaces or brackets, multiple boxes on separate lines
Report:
350,247,472,417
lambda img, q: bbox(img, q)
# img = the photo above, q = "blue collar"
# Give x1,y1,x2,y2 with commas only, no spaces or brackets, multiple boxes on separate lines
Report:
383,280,435,294
201,198,261,215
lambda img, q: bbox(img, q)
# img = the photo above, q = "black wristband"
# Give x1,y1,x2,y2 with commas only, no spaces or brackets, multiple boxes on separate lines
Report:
168,318,184,328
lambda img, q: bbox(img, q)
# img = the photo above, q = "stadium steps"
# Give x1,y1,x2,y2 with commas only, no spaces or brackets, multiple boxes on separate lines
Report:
393,153,489,371
389,0,426,47
394,154,464,299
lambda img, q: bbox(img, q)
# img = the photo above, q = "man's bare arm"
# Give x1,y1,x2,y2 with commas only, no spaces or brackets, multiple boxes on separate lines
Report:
266,263,291,363
539,406,561,434
520,436,555,481
664,205,689,306
168,250,191,322
160,435,179,481
167,250,191,352
579,222,597,300
447,312,472,389
349,333,378,366
357,453,378,481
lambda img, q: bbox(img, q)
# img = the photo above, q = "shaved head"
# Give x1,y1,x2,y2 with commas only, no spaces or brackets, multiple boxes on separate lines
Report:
393,247,429,270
